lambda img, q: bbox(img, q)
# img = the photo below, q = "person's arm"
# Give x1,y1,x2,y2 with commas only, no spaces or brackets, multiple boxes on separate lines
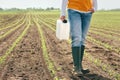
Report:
93,0,98,11
89,0,97,13
60,0,68,20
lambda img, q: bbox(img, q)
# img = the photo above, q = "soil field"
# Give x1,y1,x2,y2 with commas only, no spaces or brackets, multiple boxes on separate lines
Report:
0,11,120,80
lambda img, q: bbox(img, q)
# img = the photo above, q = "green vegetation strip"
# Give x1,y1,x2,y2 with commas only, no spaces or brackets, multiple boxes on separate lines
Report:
0,16,25,31
0,17,26,39
87,36,120,54
89,30,120,41
40,20,56,32
0,15,15,24
34,18,59,80
90,27,120,36
85,53,120,80
0,17,30,64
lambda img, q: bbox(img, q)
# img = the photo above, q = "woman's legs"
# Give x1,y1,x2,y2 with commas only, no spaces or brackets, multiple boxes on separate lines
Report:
68,9,92,74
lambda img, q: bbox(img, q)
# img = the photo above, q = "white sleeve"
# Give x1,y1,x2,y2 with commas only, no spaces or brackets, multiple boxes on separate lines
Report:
93,0,98,11
61,0,68,16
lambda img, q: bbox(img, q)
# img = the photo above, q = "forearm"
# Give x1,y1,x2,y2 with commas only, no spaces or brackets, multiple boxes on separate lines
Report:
93,0,98,11
61,0,68,16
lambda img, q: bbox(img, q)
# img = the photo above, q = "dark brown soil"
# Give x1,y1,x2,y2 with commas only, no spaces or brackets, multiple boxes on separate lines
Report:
0,21,26,57
0,22,52,80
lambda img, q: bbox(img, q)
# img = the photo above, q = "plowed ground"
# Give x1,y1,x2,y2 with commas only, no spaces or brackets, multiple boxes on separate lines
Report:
0,12,119,80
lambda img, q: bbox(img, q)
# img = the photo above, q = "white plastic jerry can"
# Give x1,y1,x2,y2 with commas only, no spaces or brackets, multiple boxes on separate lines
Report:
56,19,70,40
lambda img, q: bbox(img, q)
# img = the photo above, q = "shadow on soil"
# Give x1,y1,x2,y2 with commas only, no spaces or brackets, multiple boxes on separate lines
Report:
70,73,111,80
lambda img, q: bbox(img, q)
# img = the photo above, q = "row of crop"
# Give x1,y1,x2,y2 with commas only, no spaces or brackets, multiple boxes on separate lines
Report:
90,27,120,36
91,11,120,31
0,14,31,64
0,14,15,23
38,12,59,19
89,29,120,41
38,13,58,22
85,53,120,80
88,30,120,51
91,21,120,31
38,18,119,79
91,24,120,32
0,14,22,26
33,15,59,80
0,15,27,40
0,14,23,26
87,36,119,54
0,15,25,31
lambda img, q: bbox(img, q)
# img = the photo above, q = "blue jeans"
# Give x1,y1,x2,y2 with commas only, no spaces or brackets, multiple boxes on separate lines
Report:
68,9,92,47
